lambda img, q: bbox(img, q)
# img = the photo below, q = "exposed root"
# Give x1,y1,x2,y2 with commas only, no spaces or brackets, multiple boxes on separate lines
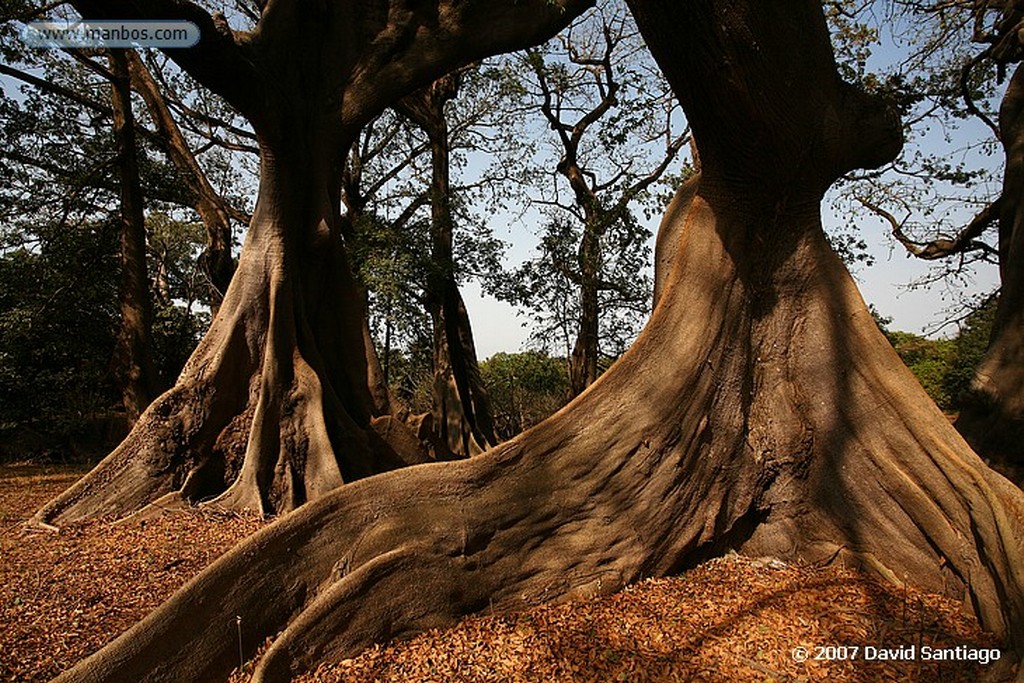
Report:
35,237,433,526
49,187,1024,683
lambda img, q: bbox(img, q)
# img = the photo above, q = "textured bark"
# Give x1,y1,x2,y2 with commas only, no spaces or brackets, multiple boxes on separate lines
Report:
37,141,412,522
48,1,1024,682
956,63,1024,479
397,76,498,457
568,223,602,396
109,48,159,424
37,0,593,523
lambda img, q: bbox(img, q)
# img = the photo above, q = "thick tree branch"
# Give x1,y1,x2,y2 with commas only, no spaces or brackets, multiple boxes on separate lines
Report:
626,0,901,190
68,0,261,120
857,194,1001,260
340,0,594,126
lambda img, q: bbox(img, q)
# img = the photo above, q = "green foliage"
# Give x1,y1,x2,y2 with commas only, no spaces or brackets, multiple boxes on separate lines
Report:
151,301,209,387
480,351,568,439
942,294,997,406
0,221,120,454
496,213,652,358
385,338,434,415
877,295,997,413
349,211,433,369
824,0,1001,286
0,215,211,459
146,213,212,384
343,73,514,368
885,330,957,410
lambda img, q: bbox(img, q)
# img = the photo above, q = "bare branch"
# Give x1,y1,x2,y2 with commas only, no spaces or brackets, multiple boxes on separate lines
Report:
596,128,690,235
857,194,1001,260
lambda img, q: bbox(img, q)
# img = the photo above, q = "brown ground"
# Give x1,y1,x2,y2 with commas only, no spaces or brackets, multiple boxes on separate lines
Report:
0,463,264,682
0,464,1014,682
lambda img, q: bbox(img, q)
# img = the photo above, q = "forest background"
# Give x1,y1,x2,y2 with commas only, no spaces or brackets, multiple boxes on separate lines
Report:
0,0,1009,461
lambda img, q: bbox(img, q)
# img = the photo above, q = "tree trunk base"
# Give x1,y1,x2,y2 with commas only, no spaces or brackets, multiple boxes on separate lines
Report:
34,225,433,526
49,184,1024,683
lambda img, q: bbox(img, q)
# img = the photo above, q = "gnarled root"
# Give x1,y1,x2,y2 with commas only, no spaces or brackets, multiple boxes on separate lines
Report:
34,231,430,526
52,188,1024,683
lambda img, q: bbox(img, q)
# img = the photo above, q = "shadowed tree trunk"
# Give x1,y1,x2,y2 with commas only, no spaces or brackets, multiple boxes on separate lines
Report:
125,51,238,312
34,0,591,521
956,62,1024,479
397,75,499,457
109,48,159,425
47,1,1024,682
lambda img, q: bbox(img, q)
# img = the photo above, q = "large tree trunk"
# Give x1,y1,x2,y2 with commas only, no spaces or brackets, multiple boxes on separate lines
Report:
35,131,427,523
956,63,1024,480
49,1,1024,681
39,0,590,525
109,48,159,424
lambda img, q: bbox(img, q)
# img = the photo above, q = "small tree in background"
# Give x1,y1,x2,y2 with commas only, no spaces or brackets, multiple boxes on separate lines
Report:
494,0,688,395
479,351,568,439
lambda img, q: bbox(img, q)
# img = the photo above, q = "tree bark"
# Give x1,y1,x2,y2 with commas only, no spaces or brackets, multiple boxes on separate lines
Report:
38,130,417,521
956,63,1024,481
397,76,499,457
109,48,159,424
37,0,592,522
126,51,237,311
48,2,1024,682
568,222,601,395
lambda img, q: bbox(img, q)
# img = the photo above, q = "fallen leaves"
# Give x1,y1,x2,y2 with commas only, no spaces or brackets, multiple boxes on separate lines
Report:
0,464,1012,682
293,556,1006,682
0,463,264,682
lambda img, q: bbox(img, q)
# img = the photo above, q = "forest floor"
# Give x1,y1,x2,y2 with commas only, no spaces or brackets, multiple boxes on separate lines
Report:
1,463,1016,683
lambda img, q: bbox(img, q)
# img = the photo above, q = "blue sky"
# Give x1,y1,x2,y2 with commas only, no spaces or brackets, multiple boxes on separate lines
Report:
1,3,1005,361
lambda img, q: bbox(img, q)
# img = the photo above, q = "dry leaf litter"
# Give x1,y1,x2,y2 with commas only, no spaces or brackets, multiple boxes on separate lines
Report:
1,464,1012,682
